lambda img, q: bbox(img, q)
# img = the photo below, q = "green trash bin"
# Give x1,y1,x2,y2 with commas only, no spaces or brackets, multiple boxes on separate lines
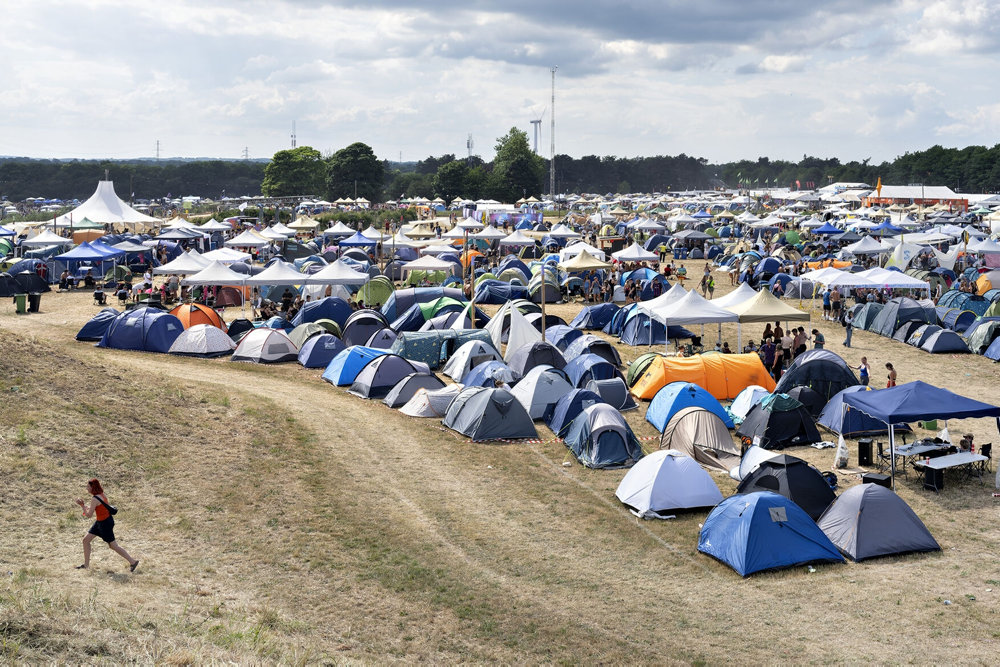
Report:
14,293,27,314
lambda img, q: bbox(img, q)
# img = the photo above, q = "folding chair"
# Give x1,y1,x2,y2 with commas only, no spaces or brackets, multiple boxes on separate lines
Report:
875,440,893,474
978,443,992,474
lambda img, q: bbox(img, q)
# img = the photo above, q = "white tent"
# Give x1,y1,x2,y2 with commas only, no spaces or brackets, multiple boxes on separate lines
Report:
642,289,738,327
402,255,455,272
399,384,465,417
855,268,930,291
616,450,723,518
499,230,536,247
202,247,252,264
180,260,248,286
200,219,234,232
269,222,296,237
225,229,269,248
21,229,71,247
168,324,236,357
323,221,356,238
612,242,658,262
304,259,370,285
709,282,758,309
472,226,507,241
53,181,158,229
559,241,606,262
231,328,298,364
548,223,581,239
153,250,211,275
441,339,503,382
243,260,304,286
843,236,889,255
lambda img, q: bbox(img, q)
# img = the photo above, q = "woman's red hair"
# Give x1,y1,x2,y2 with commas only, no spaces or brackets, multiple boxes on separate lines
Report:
87,478,103,495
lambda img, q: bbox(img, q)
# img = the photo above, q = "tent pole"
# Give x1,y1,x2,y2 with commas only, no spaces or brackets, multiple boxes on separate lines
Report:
889,423,896,491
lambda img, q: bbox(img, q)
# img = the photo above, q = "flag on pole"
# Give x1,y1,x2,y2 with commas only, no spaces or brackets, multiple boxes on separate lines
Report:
876,176,882,197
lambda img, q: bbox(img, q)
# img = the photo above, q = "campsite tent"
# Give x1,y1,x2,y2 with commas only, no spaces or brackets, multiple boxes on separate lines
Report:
737,394,821,450
543,324,585,352
727,384,771,424
570,303,620,330
586,378,638,411
321,346,388,386
563,353,624,388
291,296,354,328
646,381,734,432
543,389,606,437
730,445,782,482
399,384,464,418
920,329,970,353
442,339,503,382
785,385,826,417
342,309,390,347
297,333,346,368
383,372,447,409
169,303,227,331
870,297,936,337
506,341,567,379
631,353,776,401
773,349,858,399
288,322,329,349
462,360,515,387
76,308,120,341
698,492,844,576
817,386,909,436
510,365,574,419
348,354,424,399
442,387,538,441
660,406,740,472
615,450,723,518
563,333,622,366
818,484,939,561
168,324,236,357
97,307,184,354
231,328,298,363
736,454,835,520
564,404,644,469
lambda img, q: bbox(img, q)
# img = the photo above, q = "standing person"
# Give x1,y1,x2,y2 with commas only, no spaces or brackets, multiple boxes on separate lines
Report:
773,321,783,342
811,328,825,349
822,287,831,320
780,328,793,363
885,362,897,387
706,273,715,298
843,309,854,347
75,478,139,572
856,356,870,386
794,327,808,356
830,287,842,321
771,347,784,382
760,337,777,374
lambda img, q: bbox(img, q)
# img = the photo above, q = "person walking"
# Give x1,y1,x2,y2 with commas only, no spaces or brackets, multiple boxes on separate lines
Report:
843,310,854,347
811,328,825,349
75,478,139,572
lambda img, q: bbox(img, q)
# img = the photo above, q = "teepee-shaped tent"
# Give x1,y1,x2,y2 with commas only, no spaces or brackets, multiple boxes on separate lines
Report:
54,181,159,230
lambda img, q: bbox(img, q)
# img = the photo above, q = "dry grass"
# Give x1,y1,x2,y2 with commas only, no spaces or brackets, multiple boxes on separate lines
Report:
1,267,999,664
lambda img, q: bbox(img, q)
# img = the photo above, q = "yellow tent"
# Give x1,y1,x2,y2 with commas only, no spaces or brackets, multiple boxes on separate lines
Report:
631,353,776,401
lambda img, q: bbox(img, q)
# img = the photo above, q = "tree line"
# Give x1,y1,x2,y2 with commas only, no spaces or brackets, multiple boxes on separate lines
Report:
3,142,1000,204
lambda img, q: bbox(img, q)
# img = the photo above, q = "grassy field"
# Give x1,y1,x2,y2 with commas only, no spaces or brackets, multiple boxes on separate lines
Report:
1,265,999,663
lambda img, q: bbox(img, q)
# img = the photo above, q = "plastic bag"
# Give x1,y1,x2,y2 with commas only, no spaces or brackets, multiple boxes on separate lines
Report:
833,434,849,469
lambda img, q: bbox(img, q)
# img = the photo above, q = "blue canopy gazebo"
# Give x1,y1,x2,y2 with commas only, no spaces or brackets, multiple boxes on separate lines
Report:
842,380,1000,488
811,222,842,235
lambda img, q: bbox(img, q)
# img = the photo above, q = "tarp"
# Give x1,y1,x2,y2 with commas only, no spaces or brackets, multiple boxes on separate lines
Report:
631,353,776,401
817,386,910,436
615,450,723,517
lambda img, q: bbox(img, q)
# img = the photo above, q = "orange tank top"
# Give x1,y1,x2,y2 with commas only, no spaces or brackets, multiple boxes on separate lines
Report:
94,495,110,521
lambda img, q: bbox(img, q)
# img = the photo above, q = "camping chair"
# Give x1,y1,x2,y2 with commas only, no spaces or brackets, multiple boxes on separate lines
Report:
93,290,106,306
978,443,992,474
875,440,893,474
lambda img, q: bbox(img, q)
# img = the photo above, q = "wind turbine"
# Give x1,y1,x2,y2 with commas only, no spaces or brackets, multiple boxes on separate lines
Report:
530,107,547,154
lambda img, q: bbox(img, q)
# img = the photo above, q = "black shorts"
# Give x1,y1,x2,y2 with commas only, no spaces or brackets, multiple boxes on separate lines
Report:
89,518,116,544
832,302,841,311
823,303,831,311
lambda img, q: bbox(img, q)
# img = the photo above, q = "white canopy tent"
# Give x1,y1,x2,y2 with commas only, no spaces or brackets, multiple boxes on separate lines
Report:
612,242,658,262
180,260,248,286
243,260,305,286
202,247,252,264
153,250,211,275
225,229,269,248
304,259,370,285
52,180,159,230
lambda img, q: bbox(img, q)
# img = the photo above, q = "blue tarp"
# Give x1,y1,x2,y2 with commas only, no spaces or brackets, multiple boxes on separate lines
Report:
817,386,910,436
646,381,734,432
842,380,1000,423
698,491,844,577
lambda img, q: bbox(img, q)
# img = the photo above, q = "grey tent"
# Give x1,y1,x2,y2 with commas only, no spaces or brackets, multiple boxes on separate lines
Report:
342,309,389,347
773,349,858,400
736,454,835,521
442,387,538,441
168,323,236,358
348,354,425,399
920,329,970,353
288,322,328,349
891,320,925,344
587,377,637,411
660,406,740,473
817,484,939,561
383,372,447,408
563,333,622,366
854,302,884,331
510,364,574,419
506,340,567,380
870,296,935,337
563,403,644,469
905,323,942,348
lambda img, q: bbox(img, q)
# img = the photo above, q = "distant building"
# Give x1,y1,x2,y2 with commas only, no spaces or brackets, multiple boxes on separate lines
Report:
863,184,967,212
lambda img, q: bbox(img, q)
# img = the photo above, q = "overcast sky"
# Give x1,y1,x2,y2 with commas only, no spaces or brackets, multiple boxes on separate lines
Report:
4,0,1000,165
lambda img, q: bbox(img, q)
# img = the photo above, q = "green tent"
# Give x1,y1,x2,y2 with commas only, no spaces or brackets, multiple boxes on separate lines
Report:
312,318,342,338
71,217,105,230
784,230,801,244
355,276,394,306
390,330,494,370
419,296,466,319
405,270,447,286
626,352,665,387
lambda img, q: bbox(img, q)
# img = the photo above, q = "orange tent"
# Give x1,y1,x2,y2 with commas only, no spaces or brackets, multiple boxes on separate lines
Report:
803,259,851,270
460,249,483,267
170,303,227,331
631,353,775,401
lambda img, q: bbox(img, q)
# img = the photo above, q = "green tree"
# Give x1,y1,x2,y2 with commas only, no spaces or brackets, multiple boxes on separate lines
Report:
326,142,385,202
260,146,325,196
488,127,545,202
433,160,469,202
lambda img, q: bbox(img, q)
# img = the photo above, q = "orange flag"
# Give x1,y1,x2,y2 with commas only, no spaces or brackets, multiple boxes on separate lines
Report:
876,176,882,197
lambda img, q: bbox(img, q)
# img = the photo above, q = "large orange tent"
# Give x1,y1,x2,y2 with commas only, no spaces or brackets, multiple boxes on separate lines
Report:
170,303,227,331
631,353,775,401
